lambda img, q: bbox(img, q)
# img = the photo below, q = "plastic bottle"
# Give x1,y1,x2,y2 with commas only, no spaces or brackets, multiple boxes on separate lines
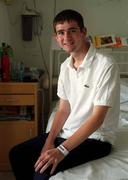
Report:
19,62,25,82
2,54,10,82
0,47,2,81
1,43,10,82
7,45,14,81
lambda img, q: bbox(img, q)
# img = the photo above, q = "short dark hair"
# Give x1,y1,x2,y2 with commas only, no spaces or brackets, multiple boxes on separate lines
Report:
53,9,85,33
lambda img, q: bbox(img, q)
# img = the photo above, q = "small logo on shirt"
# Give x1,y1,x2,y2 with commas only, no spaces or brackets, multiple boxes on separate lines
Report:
84,84,90,88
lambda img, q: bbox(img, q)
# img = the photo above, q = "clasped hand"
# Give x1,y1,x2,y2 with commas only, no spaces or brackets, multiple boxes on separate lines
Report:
34,147,65,175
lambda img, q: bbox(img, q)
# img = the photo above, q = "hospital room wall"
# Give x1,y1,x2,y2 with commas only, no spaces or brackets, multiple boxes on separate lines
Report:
0,0,55,69
55,0,128,36
0,0,128,72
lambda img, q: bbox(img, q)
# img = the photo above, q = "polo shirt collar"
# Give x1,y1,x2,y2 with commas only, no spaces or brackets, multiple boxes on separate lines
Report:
67,44,96,69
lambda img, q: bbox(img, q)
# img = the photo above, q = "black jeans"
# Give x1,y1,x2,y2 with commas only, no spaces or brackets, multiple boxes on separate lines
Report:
9,133,112,180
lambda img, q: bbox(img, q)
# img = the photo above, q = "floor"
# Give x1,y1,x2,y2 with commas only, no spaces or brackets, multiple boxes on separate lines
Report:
0,171,15,180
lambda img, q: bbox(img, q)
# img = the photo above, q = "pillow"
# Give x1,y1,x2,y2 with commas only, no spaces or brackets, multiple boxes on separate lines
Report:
120,81,128,104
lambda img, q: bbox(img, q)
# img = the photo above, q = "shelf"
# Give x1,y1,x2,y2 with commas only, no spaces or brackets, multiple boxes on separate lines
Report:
0,115,32,121
97,47,128,53
0,82,43,170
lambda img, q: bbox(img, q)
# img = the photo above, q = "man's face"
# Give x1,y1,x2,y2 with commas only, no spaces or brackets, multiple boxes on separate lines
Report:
54,20,86,54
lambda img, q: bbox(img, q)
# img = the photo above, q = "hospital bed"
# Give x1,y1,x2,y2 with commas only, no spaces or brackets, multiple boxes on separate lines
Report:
47,46,128,180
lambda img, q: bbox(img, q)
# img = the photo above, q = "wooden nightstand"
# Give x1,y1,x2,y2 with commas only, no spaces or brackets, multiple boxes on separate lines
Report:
0,82,43,170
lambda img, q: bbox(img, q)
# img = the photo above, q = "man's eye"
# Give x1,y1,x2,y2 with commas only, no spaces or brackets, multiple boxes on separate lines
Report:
70,29,77,33
57,31,64,35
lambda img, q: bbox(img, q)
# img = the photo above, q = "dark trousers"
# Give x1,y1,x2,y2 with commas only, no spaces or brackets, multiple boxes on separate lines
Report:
9,133,112,180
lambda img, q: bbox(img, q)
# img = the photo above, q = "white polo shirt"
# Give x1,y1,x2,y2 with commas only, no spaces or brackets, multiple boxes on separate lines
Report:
57,44,120,144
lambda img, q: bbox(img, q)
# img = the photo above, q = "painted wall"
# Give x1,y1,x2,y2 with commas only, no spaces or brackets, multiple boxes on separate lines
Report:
0,0,55,70
55,0,128,36
0,1,11,44
0,0,128,72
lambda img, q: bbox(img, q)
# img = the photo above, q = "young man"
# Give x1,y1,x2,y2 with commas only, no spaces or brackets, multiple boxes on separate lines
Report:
9,9,120,180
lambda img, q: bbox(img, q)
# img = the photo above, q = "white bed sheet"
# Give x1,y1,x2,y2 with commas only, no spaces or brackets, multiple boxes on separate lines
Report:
46,108,128,180
49,120,128,180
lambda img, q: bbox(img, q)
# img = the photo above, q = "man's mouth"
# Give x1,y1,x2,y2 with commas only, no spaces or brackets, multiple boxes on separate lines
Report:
64,42,74,46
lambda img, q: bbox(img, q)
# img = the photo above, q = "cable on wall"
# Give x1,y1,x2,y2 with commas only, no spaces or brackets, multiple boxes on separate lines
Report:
33,0,50,89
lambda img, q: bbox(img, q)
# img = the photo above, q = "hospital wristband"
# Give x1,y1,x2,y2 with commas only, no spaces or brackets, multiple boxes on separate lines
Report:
57,144,69,156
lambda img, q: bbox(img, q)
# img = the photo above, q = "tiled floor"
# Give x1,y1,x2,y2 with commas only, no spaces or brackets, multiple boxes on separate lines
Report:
0,171,15,180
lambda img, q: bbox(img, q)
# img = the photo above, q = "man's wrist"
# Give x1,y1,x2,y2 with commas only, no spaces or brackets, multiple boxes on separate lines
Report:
57,144,69,156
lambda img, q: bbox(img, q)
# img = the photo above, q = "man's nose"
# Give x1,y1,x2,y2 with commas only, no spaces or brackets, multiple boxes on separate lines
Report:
64,31,72,38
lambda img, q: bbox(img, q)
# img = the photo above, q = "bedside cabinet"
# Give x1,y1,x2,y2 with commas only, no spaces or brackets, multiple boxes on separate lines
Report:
0,82,43,170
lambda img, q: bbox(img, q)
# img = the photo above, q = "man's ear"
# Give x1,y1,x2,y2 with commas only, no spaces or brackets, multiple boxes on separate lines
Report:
82,27,87,35
51,34,60,49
